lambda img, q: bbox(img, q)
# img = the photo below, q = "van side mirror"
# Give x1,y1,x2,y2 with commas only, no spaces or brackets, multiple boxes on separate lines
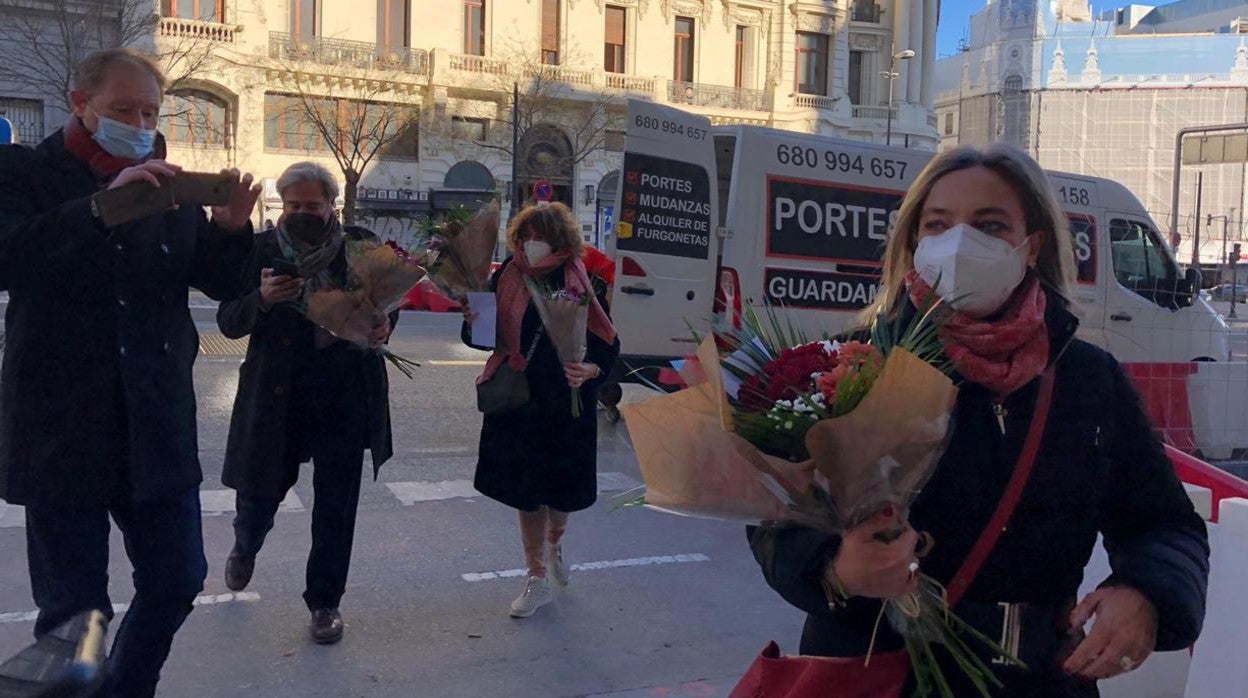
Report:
1180,267,1201,308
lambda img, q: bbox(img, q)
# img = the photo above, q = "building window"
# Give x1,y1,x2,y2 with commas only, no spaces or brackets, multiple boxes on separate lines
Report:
795,32,829,96
0,97,45,144
847,50,864,104
851,1,882,23
943,112,954,136
1004,74,1023,94
674,16,695,83
542,0,560,65
464,0,486,56
451,116,488,141
161,0,224,21
264,93,331,153
734,26,747,89
164,90,228,147
291,0,317,41
605,129,625,151
380,118,420,161
377,0,409,51
604,6,626,73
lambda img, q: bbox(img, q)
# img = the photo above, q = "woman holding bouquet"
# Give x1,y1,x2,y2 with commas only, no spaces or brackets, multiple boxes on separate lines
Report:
748,144,1208,695
218,162,397,645
462,203,619,618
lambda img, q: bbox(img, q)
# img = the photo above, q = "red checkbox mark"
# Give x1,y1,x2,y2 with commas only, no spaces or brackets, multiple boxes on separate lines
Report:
622,209,636,222
625,192,638,204
626,171,640,184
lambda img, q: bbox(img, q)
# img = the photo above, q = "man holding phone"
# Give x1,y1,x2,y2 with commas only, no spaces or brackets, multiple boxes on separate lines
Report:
0,48,260,697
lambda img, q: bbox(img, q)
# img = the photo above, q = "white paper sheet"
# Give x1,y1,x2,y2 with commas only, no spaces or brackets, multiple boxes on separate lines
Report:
467,292,497,348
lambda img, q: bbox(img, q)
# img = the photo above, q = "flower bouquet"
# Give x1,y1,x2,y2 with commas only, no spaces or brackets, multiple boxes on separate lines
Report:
421,201,499,302
525,278,591,417
301,237,425,378
619,300,1023,698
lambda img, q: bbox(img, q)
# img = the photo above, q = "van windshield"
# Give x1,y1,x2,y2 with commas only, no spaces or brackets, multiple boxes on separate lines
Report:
1109,218,1182,309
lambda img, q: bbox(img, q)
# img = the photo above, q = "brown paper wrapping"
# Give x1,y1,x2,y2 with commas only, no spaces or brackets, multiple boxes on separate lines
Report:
427,201,499,301
622,338,956,533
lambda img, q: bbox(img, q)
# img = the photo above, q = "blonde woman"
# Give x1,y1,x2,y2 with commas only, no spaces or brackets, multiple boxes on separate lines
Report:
463,203,619,618
748,144,1208,695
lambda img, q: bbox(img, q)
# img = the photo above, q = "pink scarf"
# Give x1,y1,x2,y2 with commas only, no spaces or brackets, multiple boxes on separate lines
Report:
478,251,617,384
907,271,1050,397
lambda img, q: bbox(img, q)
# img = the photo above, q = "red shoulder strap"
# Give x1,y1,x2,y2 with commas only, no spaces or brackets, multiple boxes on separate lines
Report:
946,367,1056,607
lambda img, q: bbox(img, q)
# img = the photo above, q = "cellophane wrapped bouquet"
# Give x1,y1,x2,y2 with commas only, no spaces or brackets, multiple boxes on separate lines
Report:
619,300,1023,697
421,201,499,302
302,238,425,378
525,278,591,417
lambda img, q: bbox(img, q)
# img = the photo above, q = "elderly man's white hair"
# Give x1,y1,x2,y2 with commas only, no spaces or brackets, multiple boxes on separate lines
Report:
276,161,340,202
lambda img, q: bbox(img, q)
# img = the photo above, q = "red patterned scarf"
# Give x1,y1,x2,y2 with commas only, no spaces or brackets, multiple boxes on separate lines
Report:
478,250,617,384
907,271,1050,397
62,115,165,183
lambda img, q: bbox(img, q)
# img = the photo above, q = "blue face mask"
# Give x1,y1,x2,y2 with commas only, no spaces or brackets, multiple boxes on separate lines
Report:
92,115,156,160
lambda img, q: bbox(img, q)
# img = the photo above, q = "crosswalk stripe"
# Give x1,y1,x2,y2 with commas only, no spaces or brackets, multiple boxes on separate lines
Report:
0,474,643,528
460,553,712,582
0,592,261,625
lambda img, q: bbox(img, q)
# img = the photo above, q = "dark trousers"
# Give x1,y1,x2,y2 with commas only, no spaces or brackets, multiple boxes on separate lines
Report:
24,487,206,698
231,444,364,611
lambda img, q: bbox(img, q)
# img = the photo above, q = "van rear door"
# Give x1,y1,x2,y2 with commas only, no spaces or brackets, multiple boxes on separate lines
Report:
1049,174,1108,349
609,100,719,364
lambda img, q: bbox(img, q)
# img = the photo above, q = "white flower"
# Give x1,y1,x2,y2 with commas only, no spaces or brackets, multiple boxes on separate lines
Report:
784,421,794,430
823,340,842,355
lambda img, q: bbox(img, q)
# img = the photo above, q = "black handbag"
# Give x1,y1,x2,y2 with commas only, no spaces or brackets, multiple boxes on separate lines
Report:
476,328,543,416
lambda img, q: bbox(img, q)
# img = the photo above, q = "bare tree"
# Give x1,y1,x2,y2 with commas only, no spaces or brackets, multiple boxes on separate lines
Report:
273,72,421,225
0,0,215,114
461,41,624,196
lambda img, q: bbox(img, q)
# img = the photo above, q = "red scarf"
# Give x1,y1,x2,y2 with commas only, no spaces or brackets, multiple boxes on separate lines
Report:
62,115,165,182
478,251,618,384
907,271,1050,397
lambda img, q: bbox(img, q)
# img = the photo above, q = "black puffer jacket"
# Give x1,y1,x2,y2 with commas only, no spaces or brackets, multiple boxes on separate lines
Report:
748,296,1209,696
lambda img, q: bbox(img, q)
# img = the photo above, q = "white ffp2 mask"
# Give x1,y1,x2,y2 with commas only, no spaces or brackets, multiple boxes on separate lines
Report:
913,224,1028,318
523,240,553,265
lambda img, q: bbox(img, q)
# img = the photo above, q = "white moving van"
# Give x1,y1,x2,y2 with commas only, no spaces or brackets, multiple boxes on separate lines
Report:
609,101,1230,382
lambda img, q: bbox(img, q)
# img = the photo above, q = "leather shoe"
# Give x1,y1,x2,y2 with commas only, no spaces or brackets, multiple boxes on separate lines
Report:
224,551,254,592
310,608,344,645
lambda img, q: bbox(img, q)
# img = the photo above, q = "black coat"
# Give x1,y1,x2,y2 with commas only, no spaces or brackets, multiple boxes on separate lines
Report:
218,228,396,500
0,132,252,506
748,299,1209,695
463,258,620,513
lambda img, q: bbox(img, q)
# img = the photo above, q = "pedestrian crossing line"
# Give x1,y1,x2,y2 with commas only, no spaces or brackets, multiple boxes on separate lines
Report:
461,553,711,582
0,592,261,625
199,489,304,516
386,472,643,506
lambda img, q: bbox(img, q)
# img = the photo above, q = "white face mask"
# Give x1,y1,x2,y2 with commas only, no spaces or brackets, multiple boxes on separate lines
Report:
913,223,1029,318
523,240,553,265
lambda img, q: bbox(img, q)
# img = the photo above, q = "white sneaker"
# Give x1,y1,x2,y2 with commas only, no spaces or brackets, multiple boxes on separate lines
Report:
509,576,552,618
547,544,570,587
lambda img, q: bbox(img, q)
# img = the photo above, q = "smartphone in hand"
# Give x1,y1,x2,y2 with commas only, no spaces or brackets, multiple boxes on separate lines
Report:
270,259,300,278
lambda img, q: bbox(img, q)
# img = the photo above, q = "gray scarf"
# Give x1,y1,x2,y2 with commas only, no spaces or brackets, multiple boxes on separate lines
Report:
275,214,345,298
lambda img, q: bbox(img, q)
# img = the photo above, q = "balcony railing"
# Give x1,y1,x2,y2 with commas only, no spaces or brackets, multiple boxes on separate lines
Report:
851,105,896,120
159,16,237,43
446,53,510,76
529,65,595,87
667,81,768,112
605,73,655,94
269,33,429,75
795,94,836,110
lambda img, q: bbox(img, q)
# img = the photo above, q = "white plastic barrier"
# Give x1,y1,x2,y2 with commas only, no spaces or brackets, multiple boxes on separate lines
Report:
1187,363,1248,460
1077,484,1213,698
1184,497,1248,698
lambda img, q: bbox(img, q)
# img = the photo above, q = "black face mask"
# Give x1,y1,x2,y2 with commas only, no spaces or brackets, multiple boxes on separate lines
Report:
285,212,330,246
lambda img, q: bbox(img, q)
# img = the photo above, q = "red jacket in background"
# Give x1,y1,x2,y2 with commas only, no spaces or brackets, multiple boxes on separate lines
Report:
583,246,615,286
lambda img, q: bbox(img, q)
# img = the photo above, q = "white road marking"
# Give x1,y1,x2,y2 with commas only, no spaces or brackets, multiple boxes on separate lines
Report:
460,553,711,582
386,472,643,506
0,592,261,625
0,500,24,528
387,480,478,505
199,489,304,515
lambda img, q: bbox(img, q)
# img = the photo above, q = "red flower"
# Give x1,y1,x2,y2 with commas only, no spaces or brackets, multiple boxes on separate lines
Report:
738,342,840,411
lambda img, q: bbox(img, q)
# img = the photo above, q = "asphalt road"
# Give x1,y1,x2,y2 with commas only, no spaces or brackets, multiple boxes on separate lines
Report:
0,311,806,698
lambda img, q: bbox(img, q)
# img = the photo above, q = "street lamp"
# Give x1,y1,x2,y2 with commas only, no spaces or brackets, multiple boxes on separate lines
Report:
882,46,915,147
